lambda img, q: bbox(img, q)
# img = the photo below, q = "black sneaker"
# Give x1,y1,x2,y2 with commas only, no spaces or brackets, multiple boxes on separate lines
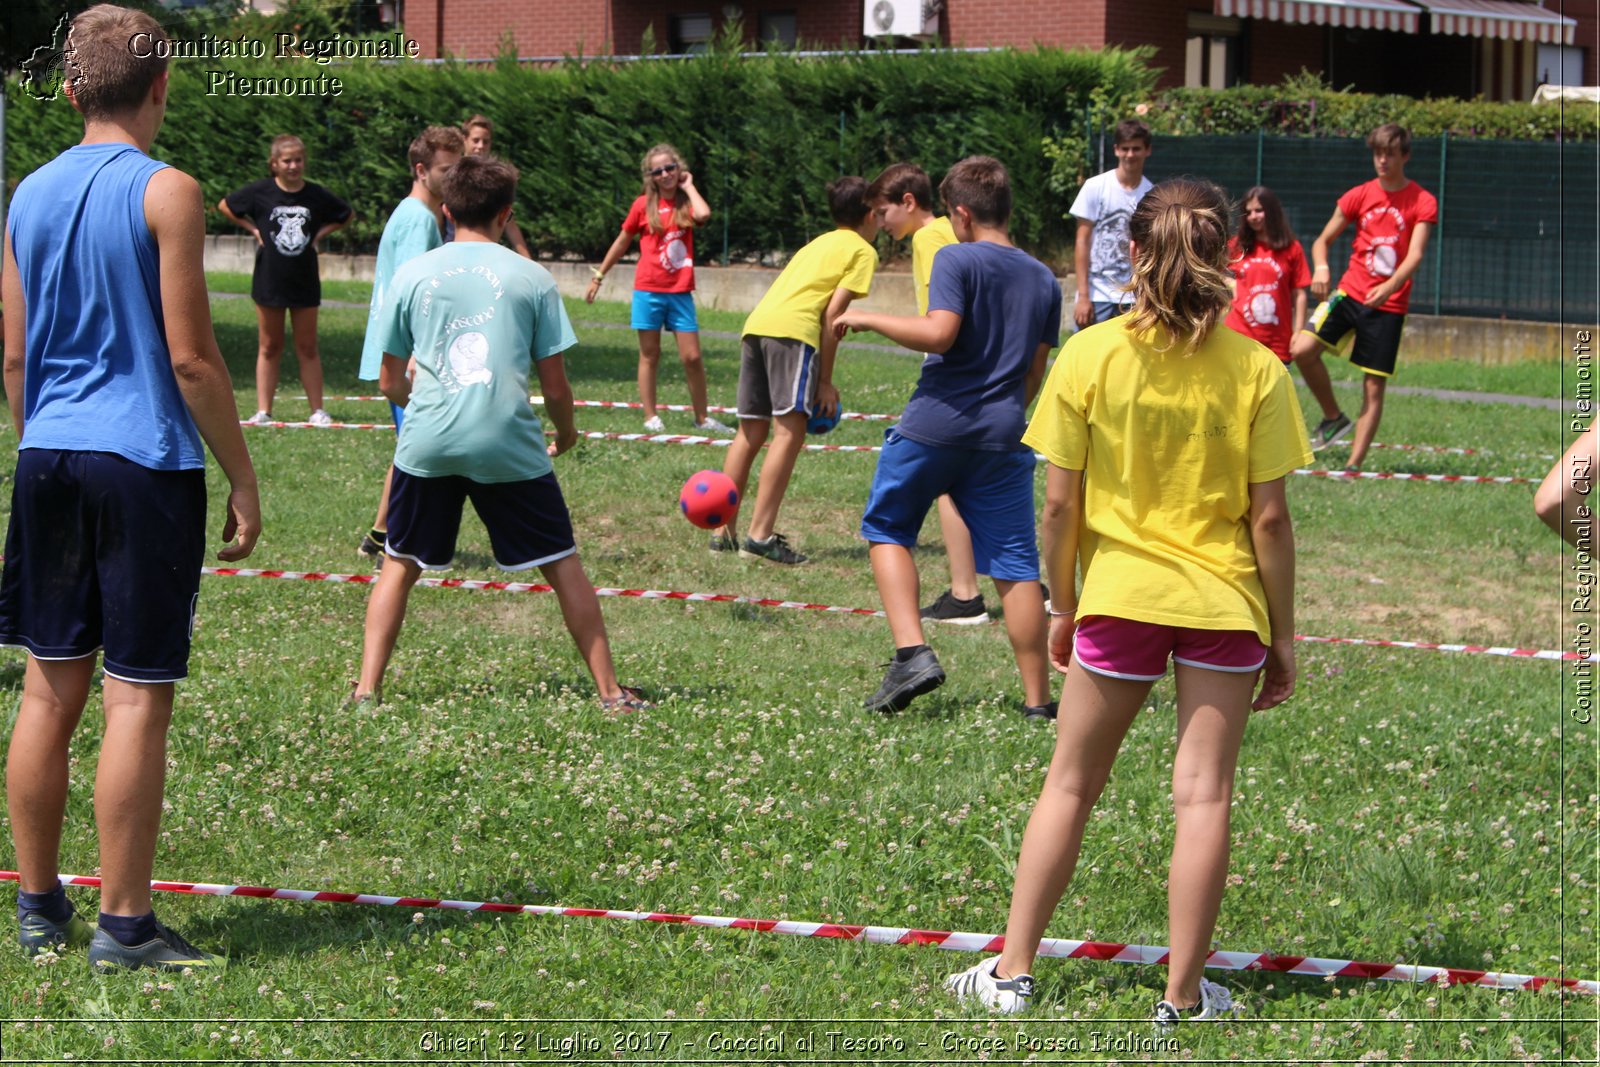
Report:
739,532,807,565
89,920,225,972
358,531,385,559
1312,413,1353,451
920,589,988,625
1022,700,1058,721
18,910,93,956
864,646,946,714
708,531,737,553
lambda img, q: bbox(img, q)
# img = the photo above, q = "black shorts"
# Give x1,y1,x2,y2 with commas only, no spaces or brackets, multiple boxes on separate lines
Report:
1304,290,1405,377
385,468,577,571
0,449,206,683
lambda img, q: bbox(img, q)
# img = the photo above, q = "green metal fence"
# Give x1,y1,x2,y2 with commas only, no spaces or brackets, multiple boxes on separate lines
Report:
1110,133,1596,324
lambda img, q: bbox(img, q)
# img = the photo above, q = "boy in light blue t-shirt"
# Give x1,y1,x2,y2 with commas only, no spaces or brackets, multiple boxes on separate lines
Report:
836,156,1058,718
351,156,646,711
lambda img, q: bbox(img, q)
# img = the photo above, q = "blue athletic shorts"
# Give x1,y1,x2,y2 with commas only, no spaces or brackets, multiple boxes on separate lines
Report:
859,429,1040,581
0,449,206,683
630,290,699,333
385,468,577,572
390,400,405,432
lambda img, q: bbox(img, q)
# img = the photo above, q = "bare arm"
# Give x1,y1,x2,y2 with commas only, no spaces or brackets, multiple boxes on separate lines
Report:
1040,463,1084,673
585,229,635,304
535,352,578,457
504,219,533,259
151,169,260,561
1309,208,1348,300
1023,342,1052,408
379,352,411,408
216,197,263,245
834,307,961,355
1073,220,1093,327
814,287,859,416
1247,476,1296,710
3,234,26,436
1362,220,1433,308
680,171,712,225
1535,424,1597,547
1291,287,1309,336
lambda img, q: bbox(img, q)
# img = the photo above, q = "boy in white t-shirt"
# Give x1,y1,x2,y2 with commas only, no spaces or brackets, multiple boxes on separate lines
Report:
1069,119,1153,328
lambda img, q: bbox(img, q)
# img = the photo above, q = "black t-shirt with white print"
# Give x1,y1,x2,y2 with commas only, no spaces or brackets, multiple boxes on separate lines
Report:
224,178,352,308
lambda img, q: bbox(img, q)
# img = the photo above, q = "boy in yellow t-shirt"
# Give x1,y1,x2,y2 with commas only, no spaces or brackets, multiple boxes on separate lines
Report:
867,163,990,628
713,178,879,564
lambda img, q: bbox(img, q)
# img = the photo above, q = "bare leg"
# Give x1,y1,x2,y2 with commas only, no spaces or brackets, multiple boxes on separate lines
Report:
869,542,926,650
936,496,981,601
1289,332,1342,421
371,463,396,535
994,578,1050,707
716,419,769,543
6,656,93,895
1345,375,1387,470
1163,663,1254,1008
637,330,663,421
996,663,1151,980
289,306,325,415
674,331,710,424
540,552,621,701
95,676,177,917
745,411,807,542
354,554,423,700
254,305,287,415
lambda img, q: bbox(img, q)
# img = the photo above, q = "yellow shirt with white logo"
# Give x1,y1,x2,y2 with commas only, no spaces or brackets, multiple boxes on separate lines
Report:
1023,318,1312,643
742,228,876,349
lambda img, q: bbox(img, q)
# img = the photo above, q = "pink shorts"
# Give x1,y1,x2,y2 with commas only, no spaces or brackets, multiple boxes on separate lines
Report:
1073,615,1267,682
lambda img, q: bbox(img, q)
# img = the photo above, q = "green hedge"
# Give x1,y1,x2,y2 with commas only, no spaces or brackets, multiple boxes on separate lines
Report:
7,57,1591,263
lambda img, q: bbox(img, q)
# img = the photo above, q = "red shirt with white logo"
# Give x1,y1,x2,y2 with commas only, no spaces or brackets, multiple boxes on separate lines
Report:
622,194,696,294
1225,237,1311,361
1335,179,1438,314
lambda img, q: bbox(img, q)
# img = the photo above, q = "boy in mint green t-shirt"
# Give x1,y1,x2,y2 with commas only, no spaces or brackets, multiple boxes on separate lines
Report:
351,156,646,711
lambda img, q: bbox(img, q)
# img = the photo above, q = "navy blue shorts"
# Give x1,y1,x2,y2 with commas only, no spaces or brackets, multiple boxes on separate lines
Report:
385,468,577,571
0,449,206,683
859,429,1040,581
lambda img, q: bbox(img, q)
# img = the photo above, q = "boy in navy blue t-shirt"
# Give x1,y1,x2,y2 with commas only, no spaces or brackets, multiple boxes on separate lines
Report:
836,156,1059,717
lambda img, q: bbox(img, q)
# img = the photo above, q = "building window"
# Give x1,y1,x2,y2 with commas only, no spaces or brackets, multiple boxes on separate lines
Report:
759,12,798,48
670,13,714,54
1186,13,1243,90
1536,43,1585,87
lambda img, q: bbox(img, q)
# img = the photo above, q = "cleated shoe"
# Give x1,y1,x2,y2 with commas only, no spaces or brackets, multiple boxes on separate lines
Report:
944,956,1034,1014
19,911,94,956
88,921,225,973
864,646,945,714
1154,977,1238,1026
920,589,988,625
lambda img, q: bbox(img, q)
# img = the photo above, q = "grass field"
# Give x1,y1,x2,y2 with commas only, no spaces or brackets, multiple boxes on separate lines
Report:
0,274,1592,1063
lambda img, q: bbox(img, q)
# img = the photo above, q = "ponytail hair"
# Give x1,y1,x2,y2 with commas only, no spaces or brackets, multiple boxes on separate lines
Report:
640,142,693,234
1124,179,1234,355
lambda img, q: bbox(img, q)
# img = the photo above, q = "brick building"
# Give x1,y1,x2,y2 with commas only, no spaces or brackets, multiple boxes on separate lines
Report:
399,0,1595,101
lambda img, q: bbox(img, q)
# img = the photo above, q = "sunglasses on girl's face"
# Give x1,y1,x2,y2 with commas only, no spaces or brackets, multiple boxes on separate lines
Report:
649,163,680,177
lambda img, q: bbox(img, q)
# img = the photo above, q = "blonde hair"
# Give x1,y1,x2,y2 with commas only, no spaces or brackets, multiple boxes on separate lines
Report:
64,4,168,120
640,143,693,234
268,134,305,177
1123,179,1234,355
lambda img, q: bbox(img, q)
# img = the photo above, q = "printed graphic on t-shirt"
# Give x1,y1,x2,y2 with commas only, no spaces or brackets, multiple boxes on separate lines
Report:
1359,205,1408,280
424,263,505,394
1247,291,1279,326
447,331,493,387
271,205,312,256
661,227,692,273
1091,209,1133,287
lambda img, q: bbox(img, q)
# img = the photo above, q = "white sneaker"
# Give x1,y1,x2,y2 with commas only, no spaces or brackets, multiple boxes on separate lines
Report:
695,416,734,436
308,409,333,427
244,410,272,425
1154,977,1238,1026
943,957,1033,1014
642,415,666,433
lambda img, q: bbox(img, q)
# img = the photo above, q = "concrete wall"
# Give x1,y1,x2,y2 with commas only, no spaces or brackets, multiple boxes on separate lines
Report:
206,235,1576,364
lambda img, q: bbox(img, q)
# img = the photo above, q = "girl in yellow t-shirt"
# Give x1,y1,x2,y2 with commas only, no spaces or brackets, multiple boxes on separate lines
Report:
944,179,1312,1022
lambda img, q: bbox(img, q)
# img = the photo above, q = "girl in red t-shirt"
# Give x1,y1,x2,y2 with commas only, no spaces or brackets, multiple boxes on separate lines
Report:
585,144,729,434
1224,186,1309,363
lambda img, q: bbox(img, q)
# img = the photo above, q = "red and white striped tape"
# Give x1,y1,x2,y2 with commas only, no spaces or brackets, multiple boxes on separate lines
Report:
239,421,1538,483
5,871,1589,996
200,567,1585,662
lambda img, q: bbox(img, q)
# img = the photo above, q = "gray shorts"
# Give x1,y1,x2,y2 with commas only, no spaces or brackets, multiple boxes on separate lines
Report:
737,335,818,419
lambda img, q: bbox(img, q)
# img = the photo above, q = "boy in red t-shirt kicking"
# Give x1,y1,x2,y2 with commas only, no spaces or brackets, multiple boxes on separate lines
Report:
1289,124,1437,470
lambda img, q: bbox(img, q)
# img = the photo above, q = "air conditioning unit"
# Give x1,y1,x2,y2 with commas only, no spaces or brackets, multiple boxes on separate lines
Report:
863,0,940,38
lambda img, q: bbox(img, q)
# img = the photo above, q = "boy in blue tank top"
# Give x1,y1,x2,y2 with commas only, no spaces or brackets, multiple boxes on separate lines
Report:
836,156,1058,717
0,4,260,970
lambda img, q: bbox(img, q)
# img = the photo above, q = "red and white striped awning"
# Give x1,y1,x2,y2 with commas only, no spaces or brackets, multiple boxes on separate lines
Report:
1406,0,1576,44
1213,0,1419,34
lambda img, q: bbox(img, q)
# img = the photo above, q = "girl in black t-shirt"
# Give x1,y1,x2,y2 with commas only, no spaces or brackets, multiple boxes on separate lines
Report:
219,134,353,425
